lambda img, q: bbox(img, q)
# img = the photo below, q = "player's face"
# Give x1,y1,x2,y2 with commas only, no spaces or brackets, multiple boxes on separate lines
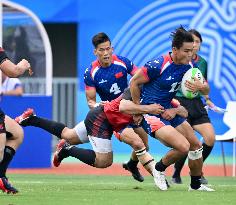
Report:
94,41,113,67
173,42,193,64
192,34,201,56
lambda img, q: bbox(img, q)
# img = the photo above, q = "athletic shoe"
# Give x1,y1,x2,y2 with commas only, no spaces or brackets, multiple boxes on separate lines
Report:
166,179,170,188
53,139,70,167
0,177,18,194
171,176,183,184
15,108,35,126
200,175,208,184
188,184,215,192
152,169,168,191
122,163,144,182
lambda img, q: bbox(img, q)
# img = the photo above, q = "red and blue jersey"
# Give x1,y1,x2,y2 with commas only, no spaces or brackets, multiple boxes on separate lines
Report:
140,53,193,109
84,54,138,101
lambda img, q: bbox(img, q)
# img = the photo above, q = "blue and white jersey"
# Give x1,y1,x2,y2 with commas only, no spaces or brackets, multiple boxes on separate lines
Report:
84,54,138,101
140,53,193,108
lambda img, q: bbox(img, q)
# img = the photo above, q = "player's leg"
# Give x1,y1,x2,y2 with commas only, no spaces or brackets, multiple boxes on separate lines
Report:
55,106,113,168
121,127,153,182
153,125,190,190
0,116,23,194
54,133,113,168
176,121,214,191
0,110,6,162
193,122,215,184
121,127,148,182
15,108,83,144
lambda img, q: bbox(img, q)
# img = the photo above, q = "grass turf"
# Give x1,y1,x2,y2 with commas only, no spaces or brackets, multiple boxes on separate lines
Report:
0,174,236,205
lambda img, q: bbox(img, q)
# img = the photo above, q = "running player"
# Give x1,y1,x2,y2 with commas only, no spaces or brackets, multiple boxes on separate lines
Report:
129,26,214,191
15,88,186,190
0,47,32,194
84,32,148,182
172,29,215,185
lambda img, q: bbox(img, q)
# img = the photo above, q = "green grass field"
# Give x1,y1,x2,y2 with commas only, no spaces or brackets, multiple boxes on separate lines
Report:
1,174,236,205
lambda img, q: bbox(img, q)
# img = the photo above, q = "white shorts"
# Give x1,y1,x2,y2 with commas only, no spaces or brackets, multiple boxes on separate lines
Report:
88,135,112,153
73,121,89,143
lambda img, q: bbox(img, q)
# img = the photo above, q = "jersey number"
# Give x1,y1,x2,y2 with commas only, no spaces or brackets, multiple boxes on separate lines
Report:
169,82,181,92
110,83,121,95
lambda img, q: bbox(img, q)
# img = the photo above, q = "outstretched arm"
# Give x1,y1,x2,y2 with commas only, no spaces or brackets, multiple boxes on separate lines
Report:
0,59,32,77
119,99,164,115
161,105,188,120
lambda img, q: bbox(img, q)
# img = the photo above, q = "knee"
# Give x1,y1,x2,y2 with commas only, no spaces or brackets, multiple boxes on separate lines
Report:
131,139,145,151
178,142,190,155
95,155,113,168
13,127,24,145
61,128,79,144
204,135,215,146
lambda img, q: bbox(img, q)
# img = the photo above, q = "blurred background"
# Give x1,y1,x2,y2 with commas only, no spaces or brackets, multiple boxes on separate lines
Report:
0,0,235,173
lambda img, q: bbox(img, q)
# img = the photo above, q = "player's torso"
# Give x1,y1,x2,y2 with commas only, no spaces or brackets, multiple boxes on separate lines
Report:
142,63,191,108
195,55,207,78
92,64,129,101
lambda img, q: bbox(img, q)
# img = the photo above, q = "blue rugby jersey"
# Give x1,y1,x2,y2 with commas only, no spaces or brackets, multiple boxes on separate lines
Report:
84,54,137,101
140,53,193,108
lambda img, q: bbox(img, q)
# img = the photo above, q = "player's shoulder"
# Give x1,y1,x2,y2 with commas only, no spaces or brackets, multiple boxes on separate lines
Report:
84,59,99,75
113,54,130,62
144,55,164,69
10,78,22,84
198,54,207,62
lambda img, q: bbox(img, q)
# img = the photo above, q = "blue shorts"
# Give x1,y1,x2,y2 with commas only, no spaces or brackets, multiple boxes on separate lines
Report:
141,114,186,138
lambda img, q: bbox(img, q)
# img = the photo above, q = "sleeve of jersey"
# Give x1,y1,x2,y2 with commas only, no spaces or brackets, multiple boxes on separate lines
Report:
0,48,8,64
84,67,96,90
117,56,138,76
141,59,162,81
122,88,132,100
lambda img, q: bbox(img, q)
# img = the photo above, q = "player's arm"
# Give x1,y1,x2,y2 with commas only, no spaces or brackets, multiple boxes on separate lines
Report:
119,99,164,115
129,69,149,104
1,86,23,96
0,59,32,77
85,88,98,109
161,105,188,120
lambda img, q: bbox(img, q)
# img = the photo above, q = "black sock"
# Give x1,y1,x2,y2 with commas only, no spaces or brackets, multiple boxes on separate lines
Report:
62,146,96,166
26,116,66,138
0,146,15,177
155,159,168,172
190,175,201,189
202,143,213,162
173,155,188,178
127,158,139,168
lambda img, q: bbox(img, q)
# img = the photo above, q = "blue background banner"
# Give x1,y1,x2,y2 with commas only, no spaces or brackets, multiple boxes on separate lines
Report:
0,96,52,168
9,0,236,157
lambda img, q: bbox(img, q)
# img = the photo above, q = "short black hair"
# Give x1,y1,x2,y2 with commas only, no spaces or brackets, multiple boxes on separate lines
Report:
92,32,111,48
188,29,202,42
171,26,193,49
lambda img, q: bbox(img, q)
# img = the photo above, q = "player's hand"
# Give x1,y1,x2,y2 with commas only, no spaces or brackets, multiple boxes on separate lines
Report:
206,99,215,108
185,77,203,92
148,104,165,115
161,108,177,120
17,59,33,76
133,114,143,126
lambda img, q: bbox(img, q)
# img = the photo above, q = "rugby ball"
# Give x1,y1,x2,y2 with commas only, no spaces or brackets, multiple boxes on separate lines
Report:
181,68,203,99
